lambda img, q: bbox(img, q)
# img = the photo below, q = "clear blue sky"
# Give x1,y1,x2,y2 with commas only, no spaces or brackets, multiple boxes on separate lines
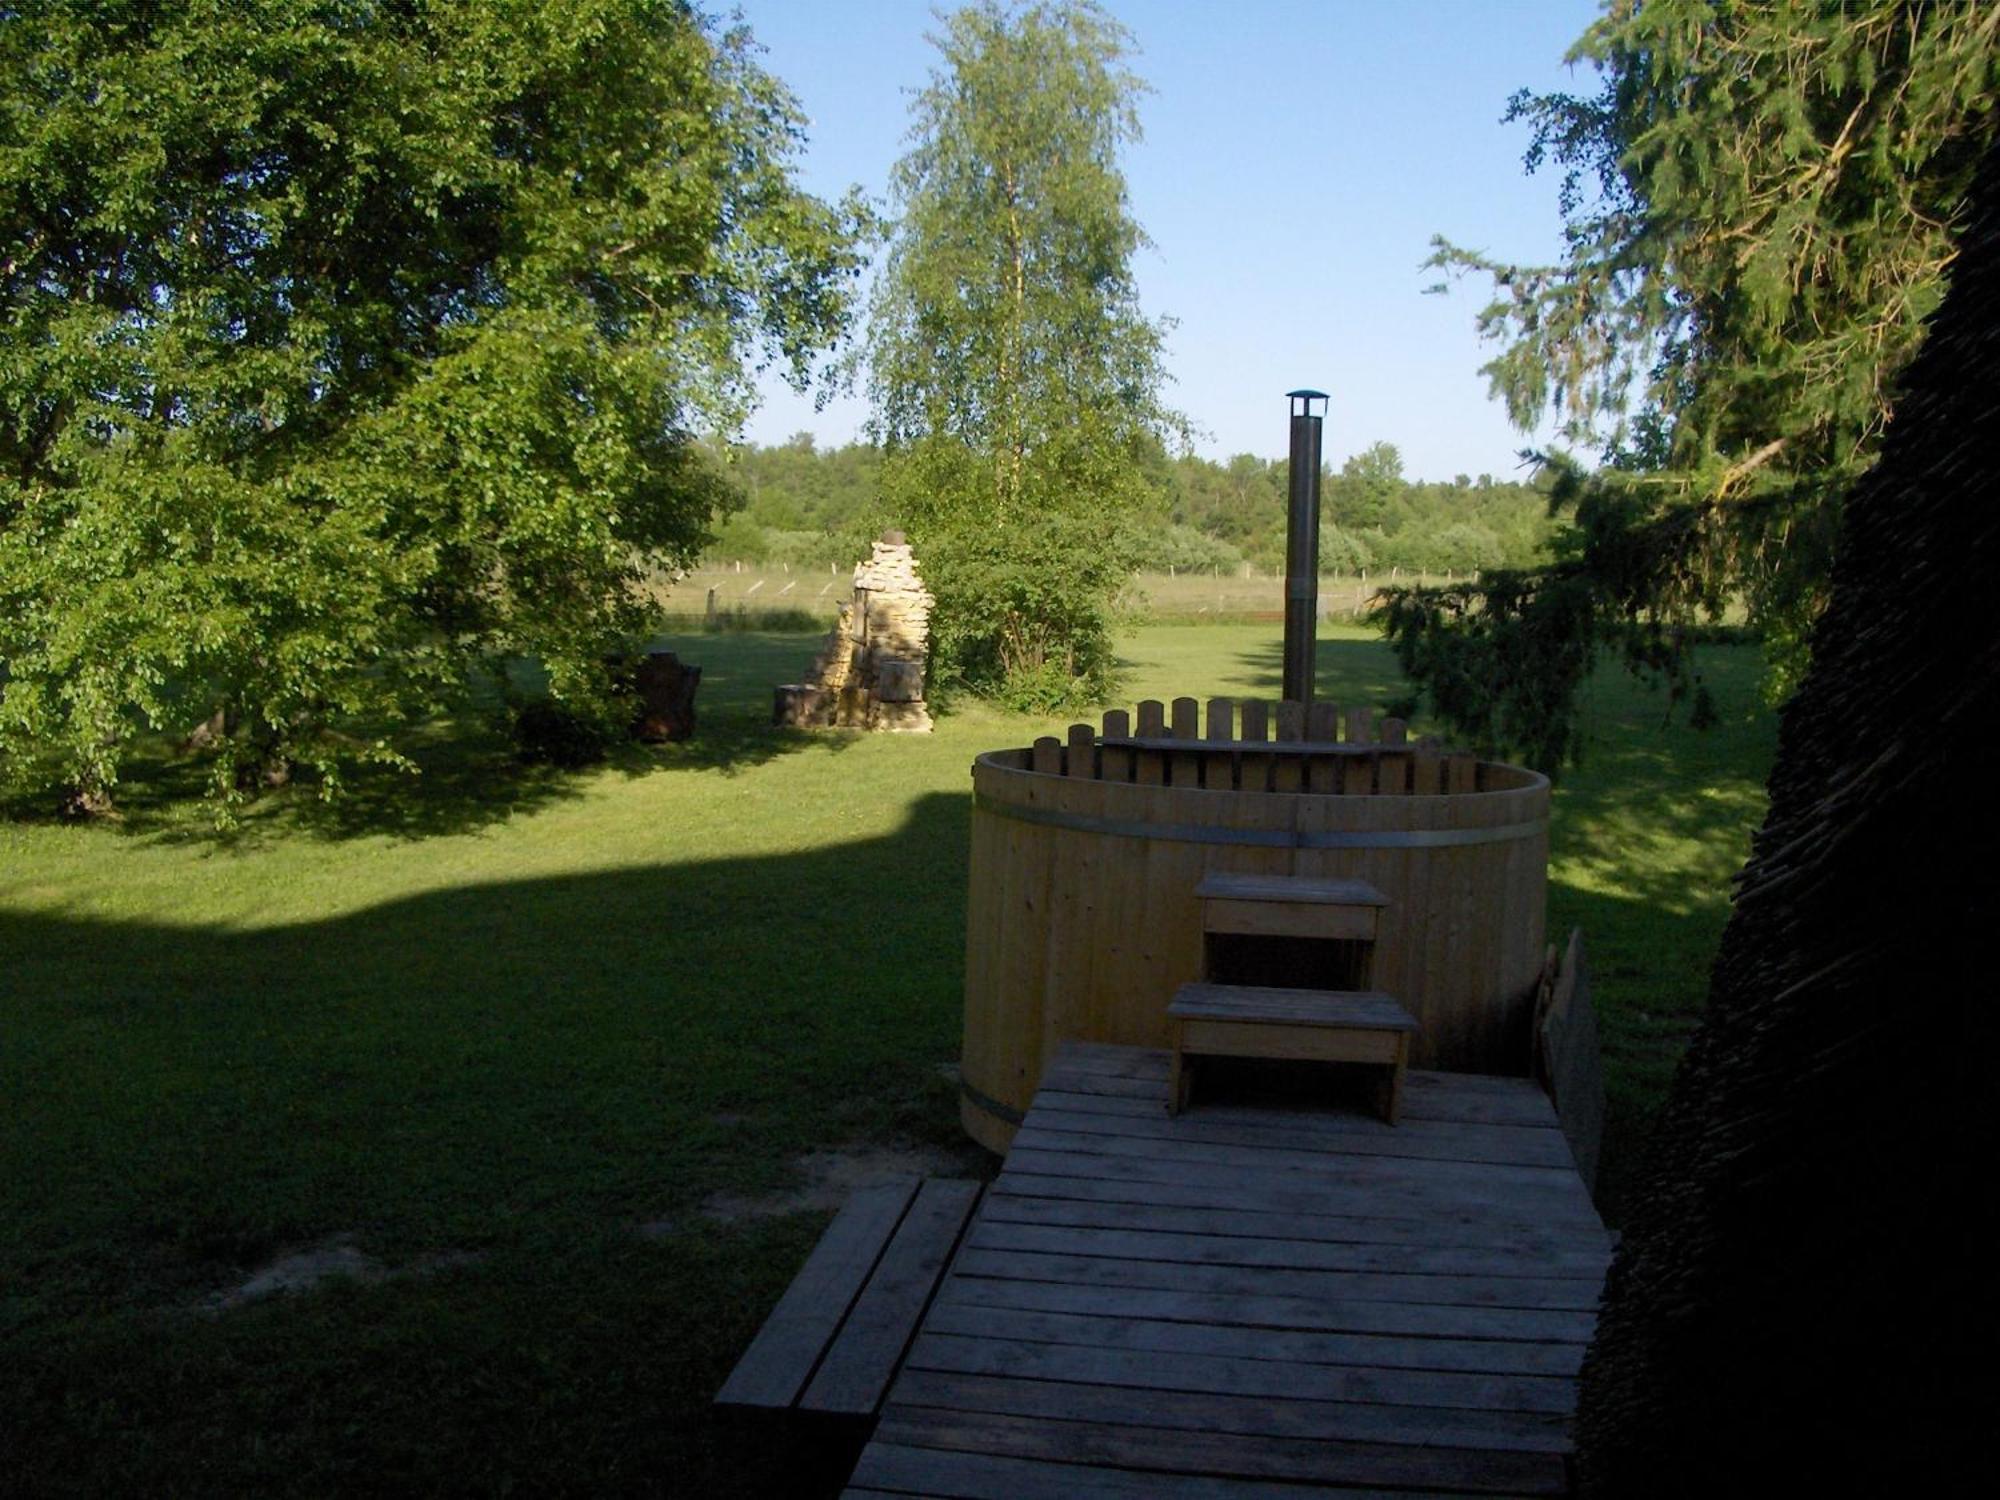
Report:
736,0,1606,481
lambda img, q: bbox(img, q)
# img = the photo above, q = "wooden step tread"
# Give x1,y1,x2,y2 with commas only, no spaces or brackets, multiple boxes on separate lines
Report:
1195,874,1389,907
1170,984,1418,1032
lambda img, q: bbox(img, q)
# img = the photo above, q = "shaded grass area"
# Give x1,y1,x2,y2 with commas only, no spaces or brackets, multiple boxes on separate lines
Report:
1,623,1774,1494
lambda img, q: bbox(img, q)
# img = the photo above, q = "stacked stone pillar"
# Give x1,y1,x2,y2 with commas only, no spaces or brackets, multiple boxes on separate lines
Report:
773,532,933,732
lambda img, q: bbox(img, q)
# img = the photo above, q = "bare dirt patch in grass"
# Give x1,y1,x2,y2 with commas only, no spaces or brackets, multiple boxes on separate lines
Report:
199,1234,484,1313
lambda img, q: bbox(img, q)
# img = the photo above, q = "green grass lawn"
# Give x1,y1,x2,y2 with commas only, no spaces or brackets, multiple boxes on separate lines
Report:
0,622,1776,1495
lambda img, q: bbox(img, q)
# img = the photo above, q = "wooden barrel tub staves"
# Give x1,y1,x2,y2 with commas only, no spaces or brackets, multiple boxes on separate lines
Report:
959,699,1550,1154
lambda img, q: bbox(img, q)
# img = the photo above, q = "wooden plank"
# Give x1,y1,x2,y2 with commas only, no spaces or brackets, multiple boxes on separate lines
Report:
893,1367,1574,1449
1135,699,1166,737
1203,697,1236,790
1002,1136,1595,1213
848,1443,1383,1499
873,1406,1570,1495
1099,709,1132,783
1270,752,1302,794
1200,748,1237,792
950,1246,1602,1312
935,1274,1596,1346
1268,701,1304,791
1377,749,1413,795
992,1157,1600,1237
1169,697,1201,786
1040,1060,1562,1131
1205,696,1235,741
1031,736,1061,776
1064,723,1096,779
1307,700,1340,744
1194,874,1389,905
1169,984,1417,1030
715,1178,917,1408
1020,1096,1584,1171
1413,742,1444,795
1046,1043,1549,1107
981,1182,1610,1258
1237,699,1269,742
1447,753,1478,794
1039,1057,1564,1131
988,1173,1603,1252
1198,899,1379,940
1177,1018,1403,1065
917,1299,1588,1378
965,1218,1605,1284
803,1179,984,1416
1537,928,1606,1195
1342,736,1376,794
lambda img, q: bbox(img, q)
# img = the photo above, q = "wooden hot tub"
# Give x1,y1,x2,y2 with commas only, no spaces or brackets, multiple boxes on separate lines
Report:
960,697,1550,1153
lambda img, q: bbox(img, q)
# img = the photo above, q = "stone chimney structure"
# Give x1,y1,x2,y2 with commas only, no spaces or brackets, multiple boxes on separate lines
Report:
773,532,933,732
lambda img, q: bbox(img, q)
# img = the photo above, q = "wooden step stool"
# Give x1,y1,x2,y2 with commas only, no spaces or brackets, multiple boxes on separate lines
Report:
1169,983,1419,1122
1197,873,1390,991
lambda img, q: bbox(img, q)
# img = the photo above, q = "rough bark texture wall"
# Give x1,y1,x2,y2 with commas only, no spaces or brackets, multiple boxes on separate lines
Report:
1574,148,1996,1493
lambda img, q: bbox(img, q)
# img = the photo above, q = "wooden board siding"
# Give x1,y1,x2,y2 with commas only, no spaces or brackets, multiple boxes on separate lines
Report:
844,1043,1610,1497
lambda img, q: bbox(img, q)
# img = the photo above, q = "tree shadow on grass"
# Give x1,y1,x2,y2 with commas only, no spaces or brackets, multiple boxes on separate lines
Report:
60,630,861,848
1,788,975,1497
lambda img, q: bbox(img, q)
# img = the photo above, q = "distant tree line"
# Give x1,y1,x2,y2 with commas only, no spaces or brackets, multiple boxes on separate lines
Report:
708,434,1561,578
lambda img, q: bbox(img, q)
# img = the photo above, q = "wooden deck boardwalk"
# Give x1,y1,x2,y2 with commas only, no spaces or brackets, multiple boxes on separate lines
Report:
842,1042,1611,1498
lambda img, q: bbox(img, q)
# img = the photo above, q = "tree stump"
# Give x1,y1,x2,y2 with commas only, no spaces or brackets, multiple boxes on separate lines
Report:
631,651,700,741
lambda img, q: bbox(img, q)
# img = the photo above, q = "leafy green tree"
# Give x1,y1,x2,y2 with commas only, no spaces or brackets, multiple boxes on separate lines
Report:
0,0,865,809
864,0,1181,706
1327,442,1404,532
1393,0,2000,769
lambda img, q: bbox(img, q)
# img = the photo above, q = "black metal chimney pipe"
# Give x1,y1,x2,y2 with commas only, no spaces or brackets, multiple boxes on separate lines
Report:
1283,390,1328,705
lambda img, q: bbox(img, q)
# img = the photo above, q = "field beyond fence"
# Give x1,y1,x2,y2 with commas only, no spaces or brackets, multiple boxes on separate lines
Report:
659,567,1474,628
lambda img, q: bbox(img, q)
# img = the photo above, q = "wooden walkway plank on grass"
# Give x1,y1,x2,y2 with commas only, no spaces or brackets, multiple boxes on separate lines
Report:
840,1044,1610,1495
874,1407,1570,1495
900,1338,1579,1418
916,1301,1588,1378
974,1190,1610,1260
802,1178,983,1416
716,1178,917,1409
1021,1091,1583,1169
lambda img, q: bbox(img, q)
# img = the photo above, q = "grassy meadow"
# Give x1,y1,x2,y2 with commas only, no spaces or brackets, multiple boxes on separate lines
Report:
0,621,1776,1495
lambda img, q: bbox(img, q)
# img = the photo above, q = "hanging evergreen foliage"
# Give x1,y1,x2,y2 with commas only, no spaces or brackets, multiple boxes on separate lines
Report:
1391,0,2000,769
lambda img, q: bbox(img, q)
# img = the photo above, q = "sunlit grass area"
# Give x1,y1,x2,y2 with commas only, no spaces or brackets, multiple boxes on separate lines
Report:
0,622,1775,1494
